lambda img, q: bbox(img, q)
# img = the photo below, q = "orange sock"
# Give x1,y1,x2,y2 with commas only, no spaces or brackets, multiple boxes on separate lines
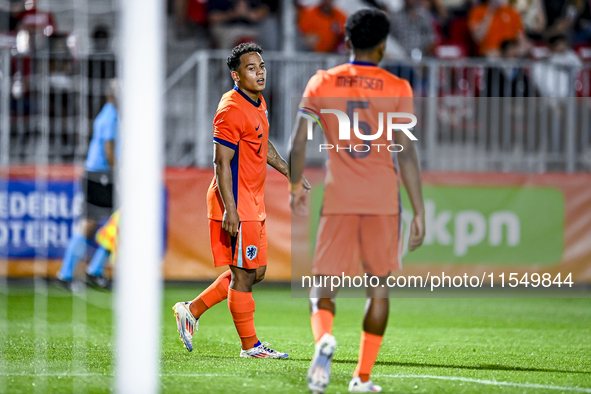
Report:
189,270,231,319
311,309,334,343
354,331,383,382
227,288,259,350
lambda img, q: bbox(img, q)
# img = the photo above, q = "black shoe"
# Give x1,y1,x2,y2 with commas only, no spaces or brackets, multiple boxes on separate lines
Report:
55,277,85,292
85,273,112,291
55,277,74,291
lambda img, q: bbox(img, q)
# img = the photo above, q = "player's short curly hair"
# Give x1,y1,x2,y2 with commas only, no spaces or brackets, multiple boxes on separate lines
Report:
345,9,391,50
226,42,263,71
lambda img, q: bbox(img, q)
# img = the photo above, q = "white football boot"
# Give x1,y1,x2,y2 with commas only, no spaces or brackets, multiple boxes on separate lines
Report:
172,301,198,352
348,377,382,393
239,341,289,359
307,333,337,394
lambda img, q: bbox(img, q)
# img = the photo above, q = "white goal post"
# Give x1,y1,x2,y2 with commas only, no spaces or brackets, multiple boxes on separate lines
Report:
116,0,164,393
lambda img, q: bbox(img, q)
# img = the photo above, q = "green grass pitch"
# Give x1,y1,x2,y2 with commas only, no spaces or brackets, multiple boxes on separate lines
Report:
1,284,590,393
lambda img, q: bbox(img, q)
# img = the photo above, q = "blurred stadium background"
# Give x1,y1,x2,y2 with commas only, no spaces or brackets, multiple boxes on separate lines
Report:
1,0,591,393
1,0,590,280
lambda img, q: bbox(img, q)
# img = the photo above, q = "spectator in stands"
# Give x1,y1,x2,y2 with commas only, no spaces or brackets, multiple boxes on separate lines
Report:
484,39,532,97
0,1,9,31
573,0,591,43
17,0,55,37
88,25,116,116
543,0,588,41
390,0,437,59
419,0,447,49
439,0,473,17
315,0,408,57
91,25,110,53
532,34,583,97
208,0,269,49
258,0,281,50
420,0,448,24
574,13,591,44
297,0,347,53
510,0,546,39
0,0,21,32
0,0,31,33
542,0,563,32
547,33,583,64
468,0,529,57
173,0,208,40
89,26,116,82
561,0,591,45
8,0,57,117
334,0,388,14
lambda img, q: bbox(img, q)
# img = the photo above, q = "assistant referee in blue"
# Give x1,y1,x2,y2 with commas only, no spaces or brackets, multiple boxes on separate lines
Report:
57,79,119,290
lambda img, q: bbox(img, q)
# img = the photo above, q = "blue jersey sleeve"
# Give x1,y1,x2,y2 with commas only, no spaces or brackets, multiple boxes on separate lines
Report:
99,109,117,141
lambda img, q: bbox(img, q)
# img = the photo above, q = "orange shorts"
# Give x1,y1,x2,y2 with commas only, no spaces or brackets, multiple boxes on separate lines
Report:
209,219,267,270
312,215,402,277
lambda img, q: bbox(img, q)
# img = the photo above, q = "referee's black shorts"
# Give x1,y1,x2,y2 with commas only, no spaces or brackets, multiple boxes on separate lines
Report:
81,170,115,223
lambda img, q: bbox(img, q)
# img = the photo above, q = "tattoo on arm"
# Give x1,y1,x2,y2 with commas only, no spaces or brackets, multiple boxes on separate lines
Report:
267,141,289,178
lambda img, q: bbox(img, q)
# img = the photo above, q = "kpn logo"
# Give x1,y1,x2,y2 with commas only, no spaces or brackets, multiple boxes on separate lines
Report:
399,186,565,265
299,105,417,153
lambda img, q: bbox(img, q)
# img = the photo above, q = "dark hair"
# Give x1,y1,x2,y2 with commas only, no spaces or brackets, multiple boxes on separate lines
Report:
500,39,518,54
548,33,568,47
93,25,110,40
345,8,391,50
226,42,263,71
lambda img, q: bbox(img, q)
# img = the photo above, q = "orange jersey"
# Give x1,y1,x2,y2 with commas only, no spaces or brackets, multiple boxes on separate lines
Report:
468,5,523,55
298,5,347,53
301,62,414,215
207,87,269,221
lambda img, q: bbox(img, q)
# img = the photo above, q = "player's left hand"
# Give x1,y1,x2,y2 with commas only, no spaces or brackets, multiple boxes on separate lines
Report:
290,191,309,217
286,172,311,192
408,212,425,251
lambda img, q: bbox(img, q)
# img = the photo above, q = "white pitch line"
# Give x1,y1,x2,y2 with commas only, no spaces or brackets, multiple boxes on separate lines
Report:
3,371,590,393
377,374,591,393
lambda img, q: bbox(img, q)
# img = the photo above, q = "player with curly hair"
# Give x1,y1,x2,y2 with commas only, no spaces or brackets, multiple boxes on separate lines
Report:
290,9,426,393
173,43,309,359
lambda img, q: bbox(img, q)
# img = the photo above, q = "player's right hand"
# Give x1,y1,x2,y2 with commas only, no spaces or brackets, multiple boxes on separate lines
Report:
290,192,309,217
408,212,425,251
223,209,240,237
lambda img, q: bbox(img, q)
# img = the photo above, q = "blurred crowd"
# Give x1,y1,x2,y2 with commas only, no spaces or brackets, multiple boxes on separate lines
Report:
1,0,589,110
1,0,116,163
170,0,591,62
0,0,113,55
0,0,55,37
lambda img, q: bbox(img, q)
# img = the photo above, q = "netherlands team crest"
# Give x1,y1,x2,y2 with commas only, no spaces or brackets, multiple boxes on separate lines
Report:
246,245,258,260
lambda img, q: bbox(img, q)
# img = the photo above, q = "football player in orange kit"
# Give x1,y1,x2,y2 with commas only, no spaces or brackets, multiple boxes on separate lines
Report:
173,43,309,358
290,9,426,393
